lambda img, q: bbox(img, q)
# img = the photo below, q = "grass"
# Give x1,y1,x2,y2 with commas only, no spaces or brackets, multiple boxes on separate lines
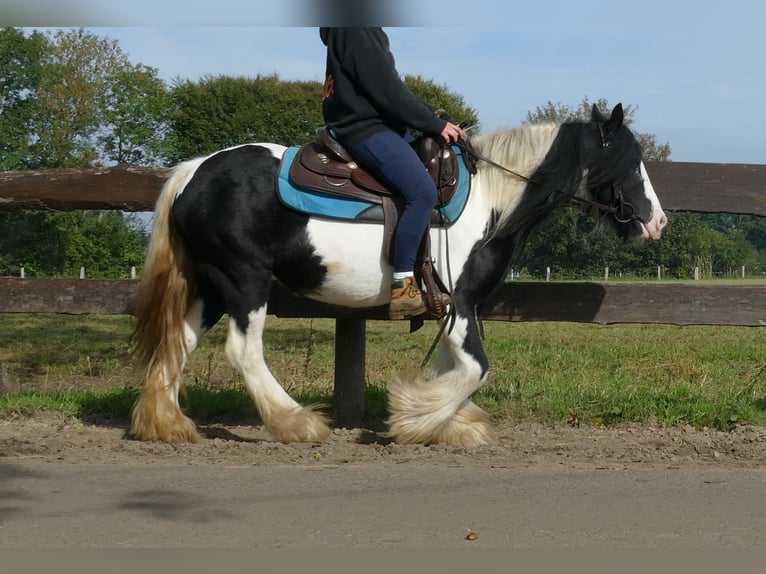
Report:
2,314,766,431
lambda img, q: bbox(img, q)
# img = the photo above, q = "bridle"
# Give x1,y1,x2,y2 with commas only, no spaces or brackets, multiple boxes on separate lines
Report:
453,124,642,224
569,181,638,224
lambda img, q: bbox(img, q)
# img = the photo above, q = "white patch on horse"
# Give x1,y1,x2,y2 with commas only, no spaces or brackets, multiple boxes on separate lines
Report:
429,171,497,282
225,306,302,413
225,305,330,443
639,161,667,239
304,219,390,306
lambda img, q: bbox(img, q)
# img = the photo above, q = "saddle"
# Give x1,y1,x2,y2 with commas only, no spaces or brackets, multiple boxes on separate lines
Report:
289,127,460,319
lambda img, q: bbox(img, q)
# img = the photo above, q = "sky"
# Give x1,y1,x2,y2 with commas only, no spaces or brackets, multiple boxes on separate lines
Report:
6,0,766,164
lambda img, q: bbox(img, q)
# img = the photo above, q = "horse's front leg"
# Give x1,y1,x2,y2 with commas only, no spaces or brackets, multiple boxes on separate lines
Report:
386,298,498,446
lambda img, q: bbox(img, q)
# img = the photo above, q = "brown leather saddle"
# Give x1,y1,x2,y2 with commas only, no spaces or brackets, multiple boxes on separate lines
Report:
289,127,460,319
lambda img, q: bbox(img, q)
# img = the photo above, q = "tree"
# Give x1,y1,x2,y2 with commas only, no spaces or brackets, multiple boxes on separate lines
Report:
404,74,479,132
170,74,324,160
98,64,176,166
27,28,135,168
169,73,480,162
0,27,48,170
0,28,151,278
525,97,671,161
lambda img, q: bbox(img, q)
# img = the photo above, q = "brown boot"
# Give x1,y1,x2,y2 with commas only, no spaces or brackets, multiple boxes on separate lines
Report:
389,276,427,320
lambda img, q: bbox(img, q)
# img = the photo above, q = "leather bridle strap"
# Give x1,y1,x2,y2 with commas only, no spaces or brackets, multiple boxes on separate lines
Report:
453,140,534,184
453,138,640,223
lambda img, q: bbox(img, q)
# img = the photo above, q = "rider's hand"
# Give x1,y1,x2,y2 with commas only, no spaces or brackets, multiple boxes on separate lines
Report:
440,122,467,144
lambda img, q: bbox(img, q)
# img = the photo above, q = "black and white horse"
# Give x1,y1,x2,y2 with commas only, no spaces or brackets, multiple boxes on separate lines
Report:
130,104,666,446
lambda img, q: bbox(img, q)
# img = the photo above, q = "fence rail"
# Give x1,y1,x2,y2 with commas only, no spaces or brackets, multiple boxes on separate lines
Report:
2,160,766,424
2,278,766,327
2,161,766,213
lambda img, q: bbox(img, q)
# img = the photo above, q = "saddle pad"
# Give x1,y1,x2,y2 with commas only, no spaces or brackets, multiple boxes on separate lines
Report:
276,145,471,225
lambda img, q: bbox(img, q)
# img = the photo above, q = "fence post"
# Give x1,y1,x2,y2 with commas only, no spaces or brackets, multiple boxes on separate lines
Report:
742,266,746,279
20,267,25,279
546,267,551,282
694,267,700,280
333,318,366,427
657,266,662,280
79,267,85,279
604,267,609,281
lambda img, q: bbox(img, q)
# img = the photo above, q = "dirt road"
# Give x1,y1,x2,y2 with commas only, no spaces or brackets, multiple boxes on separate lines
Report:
2,415,766,548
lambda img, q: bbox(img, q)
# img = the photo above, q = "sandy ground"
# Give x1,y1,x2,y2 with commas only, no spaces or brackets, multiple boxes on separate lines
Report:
2,413,766,469
4,415,766,549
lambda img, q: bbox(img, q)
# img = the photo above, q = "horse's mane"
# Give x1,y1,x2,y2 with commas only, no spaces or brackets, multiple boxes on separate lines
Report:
469,119,642,239
470,123,562,234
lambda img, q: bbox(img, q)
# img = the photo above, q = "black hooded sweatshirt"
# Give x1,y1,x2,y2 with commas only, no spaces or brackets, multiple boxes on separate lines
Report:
319,27,446,148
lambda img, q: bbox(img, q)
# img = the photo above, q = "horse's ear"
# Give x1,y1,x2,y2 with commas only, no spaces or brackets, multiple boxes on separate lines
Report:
591,104,607,123
606,103,625,129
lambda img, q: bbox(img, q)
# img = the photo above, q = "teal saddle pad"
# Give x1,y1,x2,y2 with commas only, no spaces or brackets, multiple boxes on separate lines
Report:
276,144,471,225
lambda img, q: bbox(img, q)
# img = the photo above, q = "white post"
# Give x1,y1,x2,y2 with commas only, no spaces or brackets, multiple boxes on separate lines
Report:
604,266,609,281
130,266,137,280
694,267,700,280
20,267,25,279
742,265,746,279
546,267,551,282
79,267,85,279
657,266,662,280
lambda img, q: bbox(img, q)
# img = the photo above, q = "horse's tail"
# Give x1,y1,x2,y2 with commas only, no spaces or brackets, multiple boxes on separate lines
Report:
129,160,200,442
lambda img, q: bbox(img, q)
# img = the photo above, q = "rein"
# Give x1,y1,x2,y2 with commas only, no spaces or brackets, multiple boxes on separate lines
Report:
452,137,640,224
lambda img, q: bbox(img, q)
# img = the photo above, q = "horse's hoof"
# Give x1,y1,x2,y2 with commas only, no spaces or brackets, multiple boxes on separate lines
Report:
266,404,332,444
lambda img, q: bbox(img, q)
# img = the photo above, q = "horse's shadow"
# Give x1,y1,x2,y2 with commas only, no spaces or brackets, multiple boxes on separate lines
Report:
97,417,391,445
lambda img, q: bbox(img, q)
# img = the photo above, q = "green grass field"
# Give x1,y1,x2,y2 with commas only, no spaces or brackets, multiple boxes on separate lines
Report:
1,313,765,431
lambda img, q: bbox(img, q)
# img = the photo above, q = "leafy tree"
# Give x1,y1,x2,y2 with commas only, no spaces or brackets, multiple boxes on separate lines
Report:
27,28,135,168
0,27,48,170
169,73,479,161
170,74,324,160
525,97,671,161
0,28,151,278
403,74,479,132
59,211,148,278
98,64,176,166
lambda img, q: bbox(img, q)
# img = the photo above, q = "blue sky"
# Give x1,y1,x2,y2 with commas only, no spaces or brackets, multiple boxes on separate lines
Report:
8,0,766,164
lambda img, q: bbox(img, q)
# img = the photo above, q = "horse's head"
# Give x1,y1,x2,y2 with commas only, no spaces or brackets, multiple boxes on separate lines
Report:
579,104,667,240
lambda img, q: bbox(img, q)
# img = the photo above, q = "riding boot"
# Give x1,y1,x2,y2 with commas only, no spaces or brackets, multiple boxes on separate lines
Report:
389,276,427,320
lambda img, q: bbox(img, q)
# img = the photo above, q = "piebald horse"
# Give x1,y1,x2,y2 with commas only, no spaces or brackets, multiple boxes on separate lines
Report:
130,104,666,446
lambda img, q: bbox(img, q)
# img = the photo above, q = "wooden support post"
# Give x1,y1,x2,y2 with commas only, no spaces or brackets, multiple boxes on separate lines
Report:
333,318,366,428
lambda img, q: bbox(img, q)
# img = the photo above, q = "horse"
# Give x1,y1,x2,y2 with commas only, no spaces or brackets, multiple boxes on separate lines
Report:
129,103,667,447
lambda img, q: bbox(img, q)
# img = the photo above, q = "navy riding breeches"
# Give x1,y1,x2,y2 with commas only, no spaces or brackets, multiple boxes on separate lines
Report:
349,129,438,273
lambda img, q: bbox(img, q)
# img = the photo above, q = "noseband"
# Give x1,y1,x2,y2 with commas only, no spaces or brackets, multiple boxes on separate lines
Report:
569,181,639,224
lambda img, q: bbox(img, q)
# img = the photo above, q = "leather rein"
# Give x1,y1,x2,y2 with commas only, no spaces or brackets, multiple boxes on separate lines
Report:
453,125,641,224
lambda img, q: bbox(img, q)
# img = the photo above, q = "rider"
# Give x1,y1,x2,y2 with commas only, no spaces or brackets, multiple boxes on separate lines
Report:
319,27,466,320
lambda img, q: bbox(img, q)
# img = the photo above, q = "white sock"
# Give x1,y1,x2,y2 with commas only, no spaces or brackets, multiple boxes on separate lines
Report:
393,271,414,282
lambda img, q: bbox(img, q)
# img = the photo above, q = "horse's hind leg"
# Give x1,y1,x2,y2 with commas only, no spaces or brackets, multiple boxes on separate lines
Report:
225,297,331,444
130,298,217,443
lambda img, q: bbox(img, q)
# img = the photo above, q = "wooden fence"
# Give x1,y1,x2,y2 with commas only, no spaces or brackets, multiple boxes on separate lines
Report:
2,161,766,424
